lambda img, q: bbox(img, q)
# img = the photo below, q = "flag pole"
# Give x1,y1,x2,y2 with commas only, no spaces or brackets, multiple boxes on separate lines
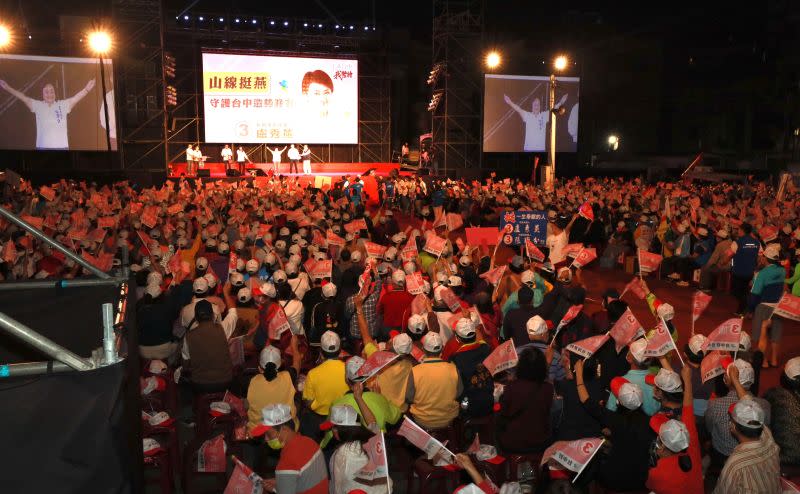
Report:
637,249,643,281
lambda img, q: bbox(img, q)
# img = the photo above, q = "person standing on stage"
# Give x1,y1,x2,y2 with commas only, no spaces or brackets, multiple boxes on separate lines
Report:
401,142,409,164
221,144,233,170
270,145,287,173
287,144,301,174
186,144,196,175
194,145,203,169
236,146,251,175
301,145,312,175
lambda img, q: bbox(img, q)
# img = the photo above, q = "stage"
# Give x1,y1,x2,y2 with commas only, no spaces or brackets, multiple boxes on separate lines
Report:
168,161,407,182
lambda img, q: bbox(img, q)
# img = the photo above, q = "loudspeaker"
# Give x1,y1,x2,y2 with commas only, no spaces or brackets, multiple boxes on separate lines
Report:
196,169,210,178
226,169,241,177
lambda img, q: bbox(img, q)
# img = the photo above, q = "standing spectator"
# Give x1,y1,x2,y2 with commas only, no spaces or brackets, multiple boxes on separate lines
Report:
405,332,462,429
730,223,760,316
606,339,660,416
763,356,800,467
750,243,787,368
444,318,493,418
700,229,733,291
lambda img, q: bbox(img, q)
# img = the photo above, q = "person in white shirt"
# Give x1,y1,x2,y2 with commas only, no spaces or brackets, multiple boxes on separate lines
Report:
504,92,567,152
270,146,287,173
186,144,196,175
301,145,312,174
221,144,233,170
546,213,578,267
236,146,251,175
0,78,95,150
287,144,301,174
193,145,203,169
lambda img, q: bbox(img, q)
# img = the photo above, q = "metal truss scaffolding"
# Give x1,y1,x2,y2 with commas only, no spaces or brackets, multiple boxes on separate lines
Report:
431,0,483,175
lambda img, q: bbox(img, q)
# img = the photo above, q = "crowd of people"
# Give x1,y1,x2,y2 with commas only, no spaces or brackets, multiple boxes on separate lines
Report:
1,170,800,493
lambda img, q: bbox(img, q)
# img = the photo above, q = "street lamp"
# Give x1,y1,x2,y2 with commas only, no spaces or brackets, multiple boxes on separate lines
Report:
545,54,569,191
0,25,11,49
607,134,619,151
88,30,113,155
485,51,501,70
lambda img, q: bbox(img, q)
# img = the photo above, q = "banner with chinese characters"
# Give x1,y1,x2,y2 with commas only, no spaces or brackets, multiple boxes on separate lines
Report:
498,210,547,246
202,53,358,144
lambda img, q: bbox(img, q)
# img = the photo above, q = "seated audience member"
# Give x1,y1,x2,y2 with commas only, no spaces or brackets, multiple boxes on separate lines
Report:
444,317,493,418
246,343,300,435
137,281,181,361
300,331,348,439
327,403,391,494
519,315,565,382
606,338,660,416
763,356,800,467
405,332,462,429
182,299,236,393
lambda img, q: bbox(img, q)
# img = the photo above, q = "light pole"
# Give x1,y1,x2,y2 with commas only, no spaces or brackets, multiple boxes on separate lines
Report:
545,55,569,191
88,30,112,157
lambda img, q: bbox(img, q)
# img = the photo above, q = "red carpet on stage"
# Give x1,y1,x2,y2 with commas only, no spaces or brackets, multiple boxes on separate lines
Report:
168,161,404,180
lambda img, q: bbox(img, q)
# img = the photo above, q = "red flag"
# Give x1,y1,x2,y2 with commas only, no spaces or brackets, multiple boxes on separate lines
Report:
439,287,463,312
701,318,743,352
445,212,464,232
564,243,583,258
700,351,726,384
571,247,597,269
2,240,17,264
758,225,778,243
356,351,400,381
609,308,645,353
267,306,291,340
310,260,332,279
344,218,368,233
196,434,226,473
692,291,712,323
228,253,238,273
357,432,389,481
397,417,454,460
224,456,263,494
467,433,481,454
643,319,676,358
406,272,425,295
638,250,663,273
622,277,647,300
479,265,507,285
557,304,584,331
566,333,610,359
525,238,545,262
771,293,800,322
326,229,346,247
222,390,246,417
21,214,44,230
482,339,518,376
433,206,446,229
312,229,327,248
578,202,594,221
364,241,388,259
168,251,182,275
423,235,447,256
401,237,419,263
540,438,605,475
39,185,56,201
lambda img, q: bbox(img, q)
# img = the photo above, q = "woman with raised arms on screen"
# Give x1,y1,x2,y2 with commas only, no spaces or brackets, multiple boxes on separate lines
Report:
0,78,95,150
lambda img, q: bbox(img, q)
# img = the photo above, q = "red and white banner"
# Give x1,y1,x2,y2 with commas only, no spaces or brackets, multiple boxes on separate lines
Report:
309,260,333,279
557,305,584,332
410,344,425,363
701,350,726,384
267,306,292,340
2,240,17,264
357,432,389,481
482,339,518,376
771,293,800,322
228,253,238,273
643,318,676,358
344,218,368,233
424,235,447,256
540,437,605,475
609,308,645,353
364,241,388,259
571,247,597,269
20,214,43,230
701,318,743,352
692,291,713,323
759,225,779,243
224,456,263,494
356,351,400,381
622,277,647,300
566,333,610,359
433,206,446,229
446,213,464,232
525,238,545,262
397,417,455,462
312,229,327,248
479,265,507,285
400,237,419,263
196,434,226,473
564,243,583,258
578,202,594,221
439,287,463,313
326,229,346,247
638,250,663,273
406,272,425,295
39,185,56,201
223,391,246,417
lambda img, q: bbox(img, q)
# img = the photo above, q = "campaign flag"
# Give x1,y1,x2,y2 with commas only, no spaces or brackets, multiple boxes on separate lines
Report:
326,229,346,247
312,229,327,248
525,237,545,262
692,291,713,323
701,351,726,384
439,286,463,313
701,318,743,352
771,293,800,322
406,272,425,295
39,185,56,201
465,227,503,247
267,306,291,340
401,237,419,263
467,433,481,454
578,202,594,221
2,240,17,264
223,391,246,417
97,216,117,229
397,417,455,463
479,265,507,285
622,277,647,300
759,225,779,243
446,212,464,232
433,207,447,229
224,456,263,494
540,438,605,476
609,308,645,353
557,305,584,332
356,351,400,381
310,260,333,279
564,243,583,258
643,318,677,358
228,253,238,274
424,235,447,256
357,432,389,481
364,241,388,259
483,339,518,376
344,218,368,233
571,247,597,269
228,335,245,367
141,209,158,230
566,333,611,359
196,434,226,473
20,214,43,230
638,250,663,273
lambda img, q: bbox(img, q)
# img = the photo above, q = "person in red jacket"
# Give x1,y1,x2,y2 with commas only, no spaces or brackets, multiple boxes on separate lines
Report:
376,269,414,340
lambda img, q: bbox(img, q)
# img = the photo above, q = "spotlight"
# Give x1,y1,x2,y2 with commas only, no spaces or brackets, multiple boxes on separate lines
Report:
183,15,189,20
372,27,376,31
485,51,501,69
0,25,11,48
303,22,308,27
554,55,569,71
252,19,257,24
234,18,240,23
199,16,204,21
88,31,112,54
284,21,289,26
335,25,339,29
219,17,224,22
270,20,275,25
607,135,619,151
27,34,31,40
349,25,354,30
318,24,323,28
364,26,369,31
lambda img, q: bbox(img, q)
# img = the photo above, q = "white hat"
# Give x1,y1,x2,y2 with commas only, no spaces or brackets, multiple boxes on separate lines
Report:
148,411,176,428
145,283,162,299
345,356,365,382
320,330,341,353
385,246,398,261
688,334,707,355
611,377,643,410
265,252,277,266
148,359,167,375
730,399,766,429
210,401,231,416
557,266,572,283
237,287,252,303
192,277,209,294
285,262,298,275
329,404,360,427
448,275,462,287
377,262,391,276
784,356,800,380
288,244,301,256
272,270,288,284
259,345,281,369
422,332,443,353
234,239,245,251
648,368,683,393
403,261,416,274
217,242,230,254
764,243,781,261
322,282,337,298
279,227,290,236
526,315,549,338
392,270,406,286
235,258,246,272
391,333,412,355
259,282,277,299
246,259,259,273
656,303,674,321
716,229,729,239
251,403,293,436
657,418,690,452
459,255,472,267
455,318,476,339
392,233,405,244
628,338,648,364
203,272,218,289
275,239,287,251
739,332,751,352
147,271,163,287
521,270,535,286
408,314,427,334
730,359,754,388
351,250,362,262
229,271,245,287
143,438,164,456
314,251,327,262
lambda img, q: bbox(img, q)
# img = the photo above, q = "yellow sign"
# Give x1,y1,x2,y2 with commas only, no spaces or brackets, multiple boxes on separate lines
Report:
204,72,271,93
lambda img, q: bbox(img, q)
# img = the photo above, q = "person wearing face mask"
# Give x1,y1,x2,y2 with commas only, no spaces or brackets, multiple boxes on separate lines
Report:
250,403,329,494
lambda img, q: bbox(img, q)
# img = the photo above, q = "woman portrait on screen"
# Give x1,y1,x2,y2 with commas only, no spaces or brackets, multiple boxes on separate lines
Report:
301,69,334,120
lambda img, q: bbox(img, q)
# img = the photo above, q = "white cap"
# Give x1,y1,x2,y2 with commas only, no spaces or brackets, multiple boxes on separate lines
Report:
351,250,362,262
258,403,292,428
148,360,167,374
688,334,707,355
217,242,230,254
392,333,412,355
739,332,752,352
143,438,164,456
658,419,690,452
246,259,259,273
448,275,462,287
192,277,209,294
322,282,337,298
459,255,472,267
716,229,729,239
210,401,231,416
145,283,162,299
272,270,288,284
650,368,683,393
730,399,766,429
229,271,245,287
259,345,281,369
526,315,548,338
377,262,391,276
279,227,290,236
235,258,246,272
764,243,781,261
611,377,643,410
259,282,277,299
392,270,406,286
203,272,218,288
730,359,755,388
422,332,443,353
408,314,428,334
265,252,277,266
329,404,360,426
629,338,648,364
147,271,163,287
455,318,476,339
237,287,252,303
285,262,298,275
275,239,287,251
345,356,365,382
656,303,674,321
320,330,341,353
784,356,800,380
288,244,301,256
521,270,535,286
385,246,398,261
403,261,416,274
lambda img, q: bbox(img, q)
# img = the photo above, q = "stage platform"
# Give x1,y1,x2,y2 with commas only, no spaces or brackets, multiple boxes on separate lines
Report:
168,161,404,180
